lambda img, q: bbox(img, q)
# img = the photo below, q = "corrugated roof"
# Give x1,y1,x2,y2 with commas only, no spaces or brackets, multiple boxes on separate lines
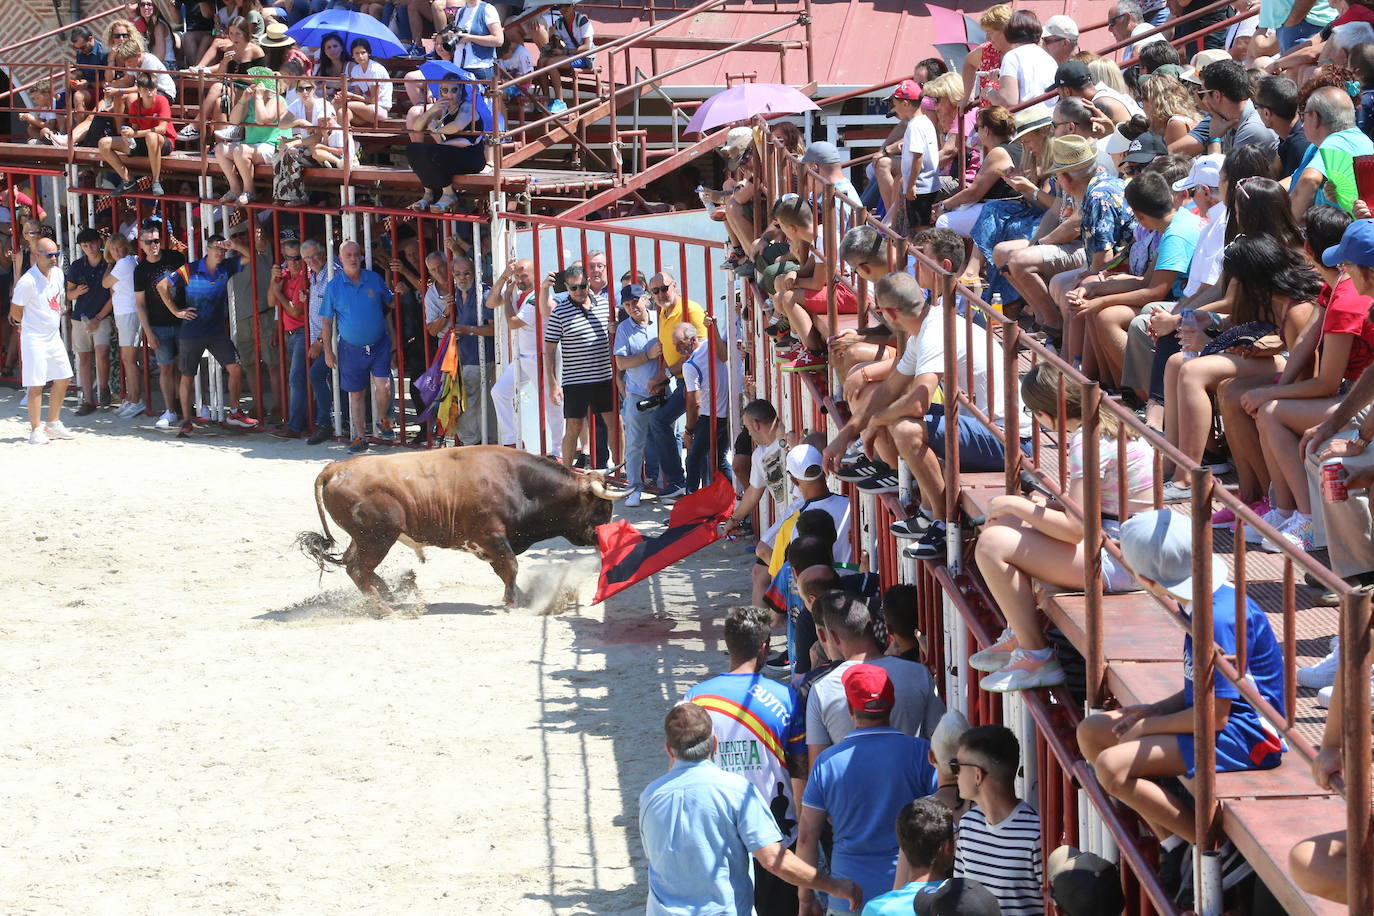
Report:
588,0,1121,97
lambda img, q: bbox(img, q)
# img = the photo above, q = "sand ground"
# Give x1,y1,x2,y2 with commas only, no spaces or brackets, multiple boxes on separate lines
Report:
0,406,752,915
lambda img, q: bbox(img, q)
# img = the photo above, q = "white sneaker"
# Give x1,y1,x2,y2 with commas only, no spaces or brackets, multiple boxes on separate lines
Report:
1245,507,1292,544
1316,674,1374,708
1263,511,1314,553
624,489,641,508
44,421,75,440
1299,635,1340,689
155,410,177,429
18,391,27,407
118,400,145,419
659,485,687,502
28,426,50,445
969,627,1020,672
979,648,1067,692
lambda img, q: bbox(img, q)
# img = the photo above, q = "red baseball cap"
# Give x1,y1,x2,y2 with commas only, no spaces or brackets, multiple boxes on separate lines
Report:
842,664,895,713
891,79,922,102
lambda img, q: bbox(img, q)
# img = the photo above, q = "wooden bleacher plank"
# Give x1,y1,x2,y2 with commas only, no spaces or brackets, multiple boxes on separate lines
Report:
1222,796,1347,916
1105,660,1182,708
1041,592,1186,664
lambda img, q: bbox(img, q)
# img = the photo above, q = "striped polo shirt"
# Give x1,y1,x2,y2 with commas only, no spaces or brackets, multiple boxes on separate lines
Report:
954,800,1044,916
544,291,612,385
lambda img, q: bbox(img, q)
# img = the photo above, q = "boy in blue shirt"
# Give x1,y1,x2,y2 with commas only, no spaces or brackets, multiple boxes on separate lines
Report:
861,798,953,915
1066,169,1203,386
1077,510,1286,881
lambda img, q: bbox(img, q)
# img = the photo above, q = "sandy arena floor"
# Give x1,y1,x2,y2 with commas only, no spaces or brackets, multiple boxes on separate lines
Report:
0,407,752,915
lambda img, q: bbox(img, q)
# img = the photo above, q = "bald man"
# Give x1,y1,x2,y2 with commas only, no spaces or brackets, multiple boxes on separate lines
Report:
320,240,395,454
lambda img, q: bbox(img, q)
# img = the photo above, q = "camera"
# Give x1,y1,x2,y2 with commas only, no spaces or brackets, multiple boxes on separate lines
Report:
549,269,567,293
636,393,669,412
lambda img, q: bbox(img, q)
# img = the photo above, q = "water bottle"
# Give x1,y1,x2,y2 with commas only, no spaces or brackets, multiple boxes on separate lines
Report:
1180,309,1199,360
990,293,1003,315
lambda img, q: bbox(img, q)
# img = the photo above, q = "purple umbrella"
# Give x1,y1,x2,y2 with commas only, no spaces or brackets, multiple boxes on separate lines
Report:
685,83,819,136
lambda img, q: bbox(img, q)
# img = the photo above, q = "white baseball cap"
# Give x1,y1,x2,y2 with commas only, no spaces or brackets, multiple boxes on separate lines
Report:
785,444,825,481
1172,153,1223,191
1044,15,1079,41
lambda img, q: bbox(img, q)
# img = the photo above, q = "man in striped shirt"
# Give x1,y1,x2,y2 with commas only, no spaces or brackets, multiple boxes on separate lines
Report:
952,725,1044,915
542,263,615,468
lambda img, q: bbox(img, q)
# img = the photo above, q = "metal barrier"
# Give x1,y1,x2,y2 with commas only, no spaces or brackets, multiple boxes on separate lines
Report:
751,123,1372,912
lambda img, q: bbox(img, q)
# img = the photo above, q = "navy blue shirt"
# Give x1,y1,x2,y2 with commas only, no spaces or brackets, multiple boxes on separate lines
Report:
76,41,108,85
66,256,107,321
168,255,242,339
454,283,494,365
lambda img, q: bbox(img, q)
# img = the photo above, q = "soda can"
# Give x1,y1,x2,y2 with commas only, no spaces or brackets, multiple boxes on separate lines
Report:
1322,457,1349,503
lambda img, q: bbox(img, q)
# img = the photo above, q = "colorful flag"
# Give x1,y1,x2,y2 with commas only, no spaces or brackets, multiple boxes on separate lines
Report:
592,474,736,604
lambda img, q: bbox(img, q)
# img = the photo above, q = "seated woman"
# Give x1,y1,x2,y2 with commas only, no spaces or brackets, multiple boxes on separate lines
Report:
920,71,971,187
971,360,1154,692
535,3,596,109
990,10,1057,108
132,0,178,69
768,194,858,374
98,73,176,197
405,75,491,212
1235,207,1370,550
338,38,394,126
179,16,266,143
974,104,1055,307
313,31,349,87
1138,73,1200,151
214,67,292,205
1160,236,1321,506
933,105,1021,243
281,64,350,168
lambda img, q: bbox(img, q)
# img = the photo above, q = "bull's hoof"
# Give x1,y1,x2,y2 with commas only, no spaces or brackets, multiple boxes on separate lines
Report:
367,601,395,620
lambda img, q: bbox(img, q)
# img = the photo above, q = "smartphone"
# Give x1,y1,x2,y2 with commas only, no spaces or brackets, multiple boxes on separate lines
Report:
553,269,567,294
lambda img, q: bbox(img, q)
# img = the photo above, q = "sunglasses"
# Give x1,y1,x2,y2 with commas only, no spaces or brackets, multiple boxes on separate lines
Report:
649,285,670,295
566,283,589,291
34,250,58,258
111,31,130,38
283,254,302,261
140,237,161,245
949,759,986,775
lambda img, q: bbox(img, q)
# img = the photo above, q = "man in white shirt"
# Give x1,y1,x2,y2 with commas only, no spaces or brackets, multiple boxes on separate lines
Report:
489,258,565,455
10,235,75,444
1109,0,1166,59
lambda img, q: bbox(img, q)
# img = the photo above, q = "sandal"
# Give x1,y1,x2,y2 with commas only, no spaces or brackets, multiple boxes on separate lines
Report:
428,189,458,213
408,192,434,211
237,192,253,206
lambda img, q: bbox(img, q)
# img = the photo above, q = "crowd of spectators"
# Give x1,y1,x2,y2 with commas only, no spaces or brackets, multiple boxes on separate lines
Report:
25,0,596,206
632,1,1374,912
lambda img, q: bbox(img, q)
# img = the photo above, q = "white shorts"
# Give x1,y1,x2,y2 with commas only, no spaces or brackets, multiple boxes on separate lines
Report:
114,312,142,348
69,315,113,353
20,331,73,387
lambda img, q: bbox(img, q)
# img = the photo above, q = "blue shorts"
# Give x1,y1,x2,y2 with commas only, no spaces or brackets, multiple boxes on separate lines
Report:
150,325,179,368
1177,712,1284,777
924,404,1020,473
338,336,391,393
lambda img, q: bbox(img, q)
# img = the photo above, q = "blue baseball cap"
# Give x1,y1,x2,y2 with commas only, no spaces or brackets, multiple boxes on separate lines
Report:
1119,509,1229,601
1322,218,1374,268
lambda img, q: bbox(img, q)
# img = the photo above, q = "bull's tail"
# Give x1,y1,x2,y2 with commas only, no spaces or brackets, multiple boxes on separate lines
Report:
295,470,345,579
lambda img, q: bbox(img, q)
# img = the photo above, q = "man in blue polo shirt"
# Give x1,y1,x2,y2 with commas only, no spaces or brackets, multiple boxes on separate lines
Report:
639,702,863,916
685,605,807,916
320,240,394,454
798,664,939,916
157,231,260,437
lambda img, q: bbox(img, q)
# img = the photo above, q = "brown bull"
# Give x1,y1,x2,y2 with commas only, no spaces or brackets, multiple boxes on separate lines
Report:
296,446,627,609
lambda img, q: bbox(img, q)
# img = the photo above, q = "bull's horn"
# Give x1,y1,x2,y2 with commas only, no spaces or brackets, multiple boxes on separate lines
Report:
589,475,632,501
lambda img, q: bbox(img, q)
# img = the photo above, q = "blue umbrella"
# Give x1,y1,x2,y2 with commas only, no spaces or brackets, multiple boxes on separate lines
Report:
417,60,503,132
286,9,406,58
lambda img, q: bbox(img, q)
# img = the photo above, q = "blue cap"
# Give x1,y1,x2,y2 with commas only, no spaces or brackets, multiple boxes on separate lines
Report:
1119,509,1229,601
621,283,646,302
1323,219,1374,268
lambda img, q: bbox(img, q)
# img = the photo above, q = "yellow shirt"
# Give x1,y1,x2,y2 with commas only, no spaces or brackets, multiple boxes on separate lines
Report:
656,298,706,372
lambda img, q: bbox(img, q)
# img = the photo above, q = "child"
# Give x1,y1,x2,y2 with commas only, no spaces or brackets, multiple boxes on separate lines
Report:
769,194,857,374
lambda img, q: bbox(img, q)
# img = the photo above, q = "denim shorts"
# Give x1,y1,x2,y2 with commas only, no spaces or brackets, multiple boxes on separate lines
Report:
150,325,179,368
338,336,392,393
924,404,1010,473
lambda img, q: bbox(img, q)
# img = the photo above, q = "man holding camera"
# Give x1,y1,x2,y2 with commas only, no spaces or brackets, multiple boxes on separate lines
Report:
614,286,659,507
542,264,616,469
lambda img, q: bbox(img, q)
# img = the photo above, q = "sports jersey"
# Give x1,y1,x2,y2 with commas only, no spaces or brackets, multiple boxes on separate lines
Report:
168,255,241,338
686,672,805,845
768,492,853,574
